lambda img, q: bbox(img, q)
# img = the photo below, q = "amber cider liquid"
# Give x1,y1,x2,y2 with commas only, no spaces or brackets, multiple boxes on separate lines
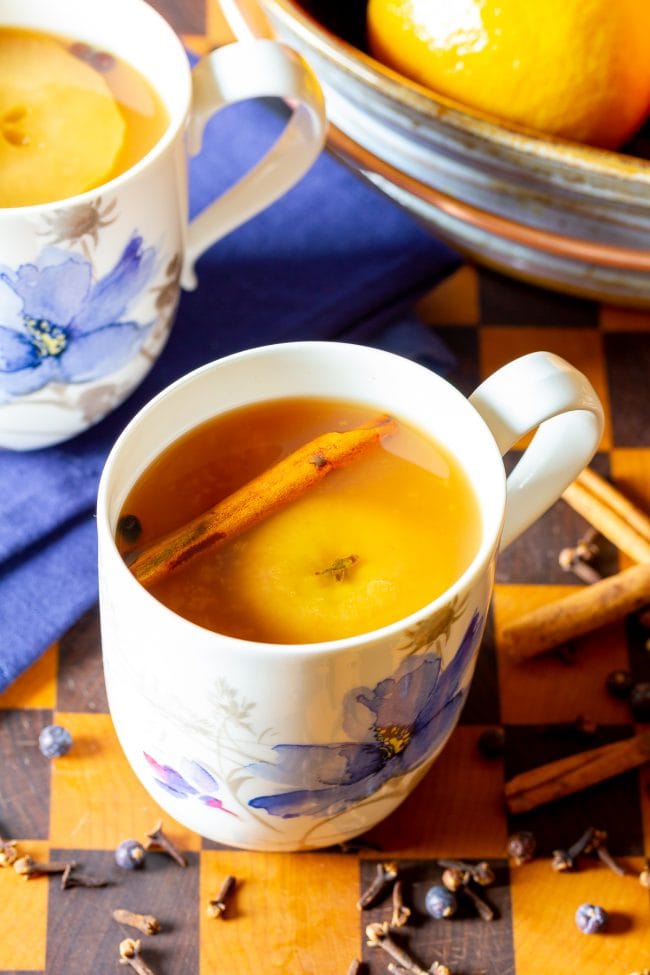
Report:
117,397,482,644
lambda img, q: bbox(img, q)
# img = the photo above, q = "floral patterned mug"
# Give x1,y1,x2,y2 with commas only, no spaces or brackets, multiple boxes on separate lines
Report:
97,341,603,851
0,0,325,450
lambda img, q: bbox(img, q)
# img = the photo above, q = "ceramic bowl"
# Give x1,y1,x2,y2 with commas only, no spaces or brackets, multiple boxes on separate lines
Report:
222,0,650,306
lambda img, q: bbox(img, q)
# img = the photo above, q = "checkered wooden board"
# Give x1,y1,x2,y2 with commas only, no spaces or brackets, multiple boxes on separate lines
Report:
2,3,650,973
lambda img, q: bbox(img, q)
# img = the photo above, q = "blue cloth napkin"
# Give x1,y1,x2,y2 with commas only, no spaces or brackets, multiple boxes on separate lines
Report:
0,97,459,692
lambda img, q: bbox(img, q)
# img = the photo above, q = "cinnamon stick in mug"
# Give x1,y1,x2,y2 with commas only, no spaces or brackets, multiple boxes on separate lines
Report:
127,414,398,588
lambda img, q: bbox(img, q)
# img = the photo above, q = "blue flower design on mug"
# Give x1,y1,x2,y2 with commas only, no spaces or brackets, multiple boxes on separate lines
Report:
0,234,155,402
247,610,483,819
144,752,237,817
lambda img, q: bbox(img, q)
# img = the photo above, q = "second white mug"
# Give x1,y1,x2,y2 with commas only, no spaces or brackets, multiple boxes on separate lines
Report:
0,0,326,449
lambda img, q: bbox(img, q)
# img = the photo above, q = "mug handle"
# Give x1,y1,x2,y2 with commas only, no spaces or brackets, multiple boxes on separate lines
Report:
469,351,604,550
182,40,327,289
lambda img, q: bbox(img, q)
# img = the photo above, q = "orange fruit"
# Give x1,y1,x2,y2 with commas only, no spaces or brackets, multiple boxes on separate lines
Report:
366,0,650,149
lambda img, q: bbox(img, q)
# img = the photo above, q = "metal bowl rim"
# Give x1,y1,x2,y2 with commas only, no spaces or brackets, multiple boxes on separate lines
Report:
259,0,650,185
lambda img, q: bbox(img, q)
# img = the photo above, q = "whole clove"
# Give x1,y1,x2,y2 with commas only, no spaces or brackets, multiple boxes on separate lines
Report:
366,922,450,975
551,827,597,872
113,908,161,935
14,855,74,878
207,874,236,919
357,861,399,909
144,820,187,868
119,938,157,975
390,880,411,928
507,831,537,866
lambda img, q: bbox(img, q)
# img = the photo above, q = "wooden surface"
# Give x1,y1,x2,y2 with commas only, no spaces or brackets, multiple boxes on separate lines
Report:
1,3,650,973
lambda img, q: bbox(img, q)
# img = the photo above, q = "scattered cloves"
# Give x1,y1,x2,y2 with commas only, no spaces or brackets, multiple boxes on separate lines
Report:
113,908,161,935
144,820,187,868
207,874,236,919
119,938,157,975
366,922,450,975
390,880,411,928
14,855,75,878
439,862,495,921
357,860,398,909
437,858,495,887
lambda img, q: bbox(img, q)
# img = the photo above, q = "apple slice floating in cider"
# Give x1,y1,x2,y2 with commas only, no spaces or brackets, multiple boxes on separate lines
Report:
0,30,126,206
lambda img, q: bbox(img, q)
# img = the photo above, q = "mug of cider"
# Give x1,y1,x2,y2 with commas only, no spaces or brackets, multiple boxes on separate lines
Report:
0,0,325,450
97,341,603,851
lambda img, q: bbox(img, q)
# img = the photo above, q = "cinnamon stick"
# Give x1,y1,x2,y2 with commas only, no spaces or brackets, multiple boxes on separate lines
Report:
562,472,650,564
505,730,650,813
127,414,398,588
502,561,650,661
574,467,650,544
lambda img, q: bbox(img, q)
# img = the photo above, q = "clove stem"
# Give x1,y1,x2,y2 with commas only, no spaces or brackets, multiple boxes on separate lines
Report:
595,845,627,876
144,820,187,867
60,863,109,889
390,880,411,928
366,922,429,975
587,829,628,876
462,883,495,922
357,861,398,909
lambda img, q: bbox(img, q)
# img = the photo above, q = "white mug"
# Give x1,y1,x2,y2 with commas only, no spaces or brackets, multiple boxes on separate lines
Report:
0,0,326,450
97,342,603,851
